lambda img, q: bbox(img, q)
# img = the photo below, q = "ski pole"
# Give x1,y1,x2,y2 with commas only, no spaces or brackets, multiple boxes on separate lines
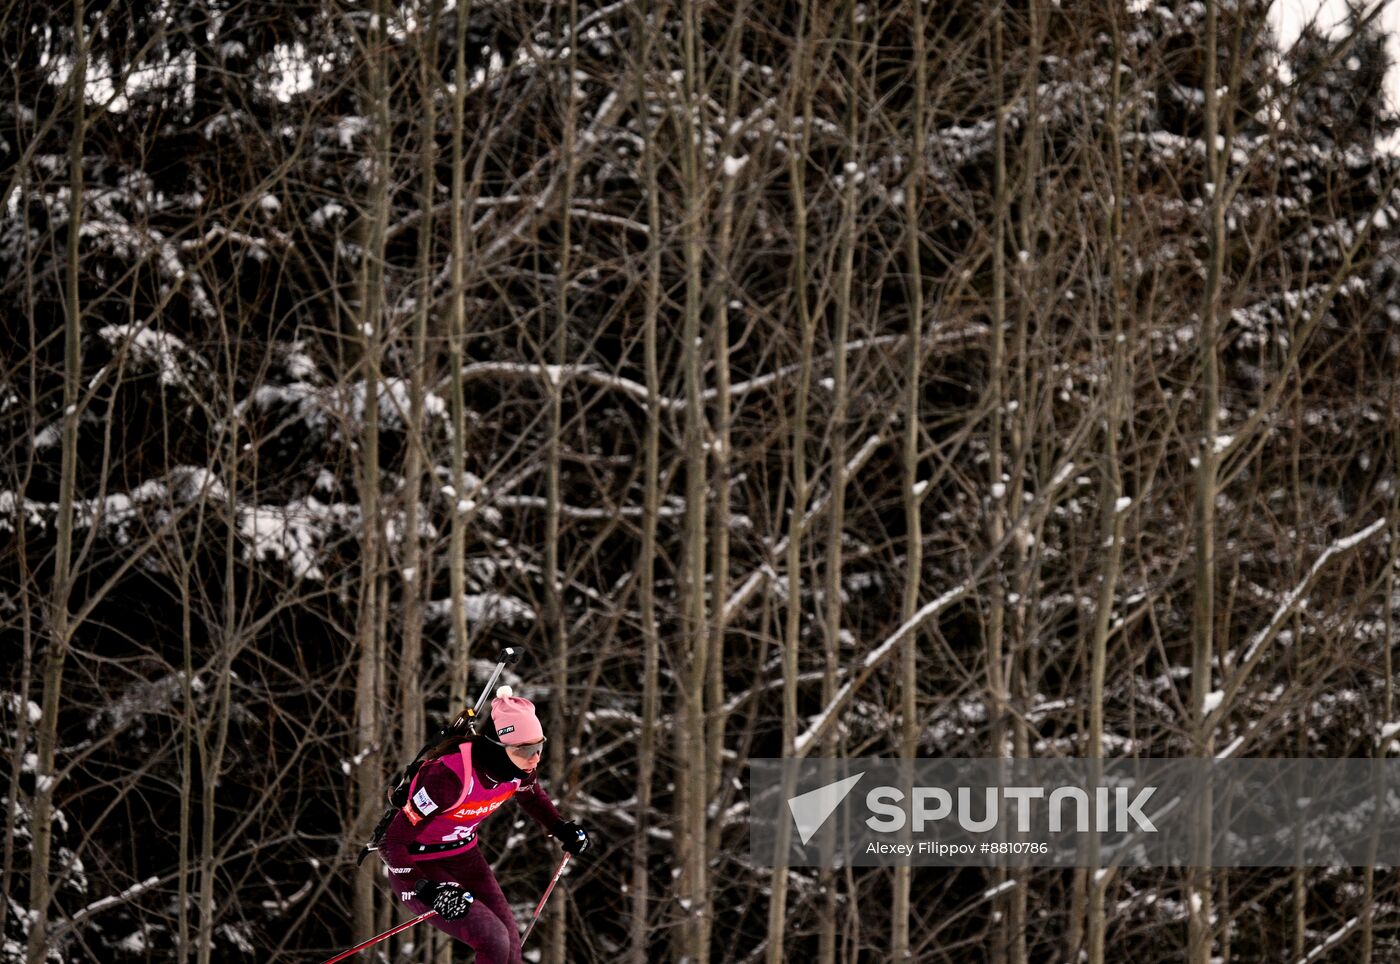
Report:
318,910,436,964
521,852,571,945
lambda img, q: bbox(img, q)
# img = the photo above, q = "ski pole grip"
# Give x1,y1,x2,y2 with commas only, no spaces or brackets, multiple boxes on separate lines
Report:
499,646,523,665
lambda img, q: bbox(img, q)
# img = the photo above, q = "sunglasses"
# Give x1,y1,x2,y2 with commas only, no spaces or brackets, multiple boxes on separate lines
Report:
498,737,546,758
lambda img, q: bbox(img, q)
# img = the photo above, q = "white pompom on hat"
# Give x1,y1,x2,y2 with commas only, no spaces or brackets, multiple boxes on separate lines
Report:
490,689,544,745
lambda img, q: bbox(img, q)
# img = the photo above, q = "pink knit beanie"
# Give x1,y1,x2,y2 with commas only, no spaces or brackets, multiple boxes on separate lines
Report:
491,688,544,745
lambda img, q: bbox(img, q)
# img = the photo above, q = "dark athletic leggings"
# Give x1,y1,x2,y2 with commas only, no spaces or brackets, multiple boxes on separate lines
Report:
394,846,522,964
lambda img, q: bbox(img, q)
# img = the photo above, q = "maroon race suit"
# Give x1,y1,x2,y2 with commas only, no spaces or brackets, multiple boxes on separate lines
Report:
377,737,563,964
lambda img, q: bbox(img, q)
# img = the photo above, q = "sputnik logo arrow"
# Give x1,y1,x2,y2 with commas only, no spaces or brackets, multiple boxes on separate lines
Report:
787,772,865,846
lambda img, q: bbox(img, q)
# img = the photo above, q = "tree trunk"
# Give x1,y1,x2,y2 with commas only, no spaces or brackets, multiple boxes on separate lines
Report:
198,308,247,964
1189,3,1224,961
1368,418,1400,961
819,3,860,960
397,0,442,772
987,11,1011,962
766,5,814,960
676,1,711,959
892,0,926,955
446,0,475,712
545,5,579,961
177,520,196,964
1007,4,1046,959
2,202,41,942
26,6,84,957
1087,7,1129,961
630,3,663,960
705,15,748,950
351,0,391,941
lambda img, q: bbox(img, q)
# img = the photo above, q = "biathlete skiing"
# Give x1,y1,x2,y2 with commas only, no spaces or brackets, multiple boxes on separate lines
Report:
372,684,590,963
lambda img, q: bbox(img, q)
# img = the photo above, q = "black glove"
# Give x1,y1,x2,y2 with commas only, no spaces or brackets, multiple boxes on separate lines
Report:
551,819,590,856
413,879,474,920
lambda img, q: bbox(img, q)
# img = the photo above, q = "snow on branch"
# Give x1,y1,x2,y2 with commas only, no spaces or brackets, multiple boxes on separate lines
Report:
179,224,290,257
724,433,886,623
98,323,215,401
456,360,668,409
453,339,912,416
1296,915,1361,964
1239,517,1387,667
239,500,360,581
1209,517,1387,731
793,581,970,758
425,593,535,627
719,337,899,406
789,458,1079,758
239,376,449,437
49,876,163,937
494,494,685,520
0,466,226,540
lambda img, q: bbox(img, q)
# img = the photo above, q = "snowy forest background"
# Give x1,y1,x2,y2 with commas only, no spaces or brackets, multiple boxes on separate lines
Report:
5,0,1400,960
